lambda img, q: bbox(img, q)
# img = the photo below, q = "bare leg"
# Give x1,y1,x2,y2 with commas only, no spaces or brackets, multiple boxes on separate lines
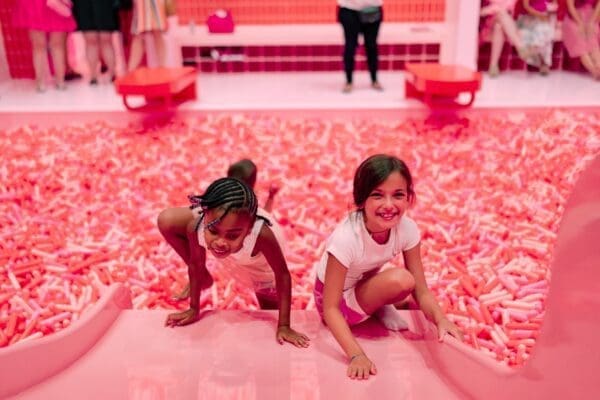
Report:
173,284,190,300
355,268,415,331
128,33,145,71
579,53,599,77
256,292,278,310
29,30,48,91
48,32,67,89
99,32,116,80
489,21,505,76
152,31,166,67
587,48,600,79
495,10,524,49
83,31,100,83
157,207,195,262
157,207,213,297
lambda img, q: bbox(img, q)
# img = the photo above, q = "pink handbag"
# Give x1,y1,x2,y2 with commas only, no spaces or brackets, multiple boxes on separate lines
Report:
46,0,73,18
206,9,234,34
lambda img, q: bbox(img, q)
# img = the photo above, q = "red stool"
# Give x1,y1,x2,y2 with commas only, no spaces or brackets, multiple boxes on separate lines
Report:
405,63,482,108
115,67,197,112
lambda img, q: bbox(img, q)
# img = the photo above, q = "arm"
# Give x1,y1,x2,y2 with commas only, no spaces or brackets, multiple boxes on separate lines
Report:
263,184,279,213
403,243,463,341
323,255,377,379
256,224,309,347
165,217,209,327
186,218,208,312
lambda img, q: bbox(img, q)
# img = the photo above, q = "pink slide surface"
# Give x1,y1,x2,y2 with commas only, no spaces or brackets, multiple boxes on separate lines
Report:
1,155,599,399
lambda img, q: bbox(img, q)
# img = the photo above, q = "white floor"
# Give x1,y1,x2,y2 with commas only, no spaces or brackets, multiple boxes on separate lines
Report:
0,70,599,113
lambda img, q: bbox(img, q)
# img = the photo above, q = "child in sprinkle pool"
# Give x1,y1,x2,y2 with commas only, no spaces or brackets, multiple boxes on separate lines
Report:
170,159,279,300
158,177,308,347
314,154,463,379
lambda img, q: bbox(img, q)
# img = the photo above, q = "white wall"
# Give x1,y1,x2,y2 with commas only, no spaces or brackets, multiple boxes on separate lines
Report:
440,0,481,69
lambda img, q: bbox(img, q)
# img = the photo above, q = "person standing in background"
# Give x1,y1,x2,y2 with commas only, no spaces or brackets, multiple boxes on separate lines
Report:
480,1,531,77
72,0,120,84
515,0,559,75
337,0,384,93
127,0,168,71
562,0,600,79
13,0,77,92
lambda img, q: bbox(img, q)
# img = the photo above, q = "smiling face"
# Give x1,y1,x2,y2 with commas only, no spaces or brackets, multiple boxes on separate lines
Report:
203,208,254,258
362,171,409,234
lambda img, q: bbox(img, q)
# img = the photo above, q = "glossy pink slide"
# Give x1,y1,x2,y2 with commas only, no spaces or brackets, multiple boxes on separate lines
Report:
1,156,599,399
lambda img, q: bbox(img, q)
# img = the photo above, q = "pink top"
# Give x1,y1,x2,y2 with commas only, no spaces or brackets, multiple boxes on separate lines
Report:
528,0,549,12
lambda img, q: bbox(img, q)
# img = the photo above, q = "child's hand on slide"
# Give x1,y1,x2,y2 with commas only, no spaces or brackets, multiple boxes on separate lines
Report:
347,354,377,380
436,317,464,342
276,325,311,347
165,308,200,327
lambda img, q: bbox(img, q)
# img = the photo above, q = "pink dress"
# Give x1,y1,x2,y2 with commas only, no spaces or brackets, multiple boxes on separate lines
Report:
562,0,600,57
13,0,76,32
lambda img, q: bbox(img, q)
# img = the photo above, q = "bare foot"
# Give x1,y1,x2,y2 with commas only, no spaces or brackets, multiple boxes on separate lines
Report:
173,284,190,301
172,271,214,301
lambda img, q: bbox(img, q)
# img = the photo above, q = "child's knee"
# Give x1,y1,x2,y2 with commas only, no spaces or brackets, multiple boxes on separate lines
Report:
157,208,178,232
387,268,415,294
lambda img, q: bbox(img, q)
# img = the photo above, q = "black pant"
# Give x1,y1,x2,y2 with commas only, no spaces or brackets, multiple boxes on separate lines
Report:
338,7,382,84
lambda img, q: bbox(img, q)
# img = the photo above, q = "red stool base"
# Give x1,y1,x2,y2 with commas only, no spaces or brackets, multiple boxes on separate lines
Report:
115,67,197,112
405,63,482,108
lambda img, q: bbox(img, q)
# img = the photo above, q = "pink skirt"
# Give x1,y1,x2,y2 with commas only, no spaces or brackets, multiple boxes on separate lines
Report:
562,5,600,58
12,0,76,32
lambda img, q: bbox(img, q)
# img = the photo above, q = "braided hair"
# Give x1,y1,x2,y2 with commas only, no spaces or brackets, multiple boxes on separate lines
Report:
189,177,270,232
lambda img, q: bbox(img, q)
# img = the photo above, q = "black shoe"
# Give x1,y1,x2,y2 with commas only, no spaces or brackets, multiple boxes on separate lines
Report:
90,78,98,85
64,71,82,81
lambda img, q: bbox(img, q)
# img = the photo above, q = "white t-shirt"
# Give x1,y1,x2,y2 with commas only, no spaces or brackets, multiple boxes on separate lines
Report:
338,0,383,11
315,211,420,290
196,208,285,291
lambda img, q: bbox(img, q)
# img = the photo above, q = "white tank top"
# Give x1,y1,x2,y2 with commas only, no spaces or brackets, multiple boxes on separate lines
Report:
196,208,286,291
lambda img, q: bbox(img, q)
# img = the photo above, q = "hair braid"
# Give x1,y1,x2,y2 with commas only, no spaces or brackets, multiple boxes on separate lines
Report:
189,177,259,231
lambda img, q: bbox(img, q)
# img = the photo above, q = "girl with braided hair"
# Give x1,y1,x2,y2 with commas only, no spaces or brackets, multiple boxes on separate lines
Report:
158,177,309,348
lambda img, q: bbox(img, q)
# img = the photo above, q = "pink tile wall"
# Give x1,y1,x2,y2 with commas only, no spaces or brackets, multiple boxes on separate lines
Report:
187,43,441,73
